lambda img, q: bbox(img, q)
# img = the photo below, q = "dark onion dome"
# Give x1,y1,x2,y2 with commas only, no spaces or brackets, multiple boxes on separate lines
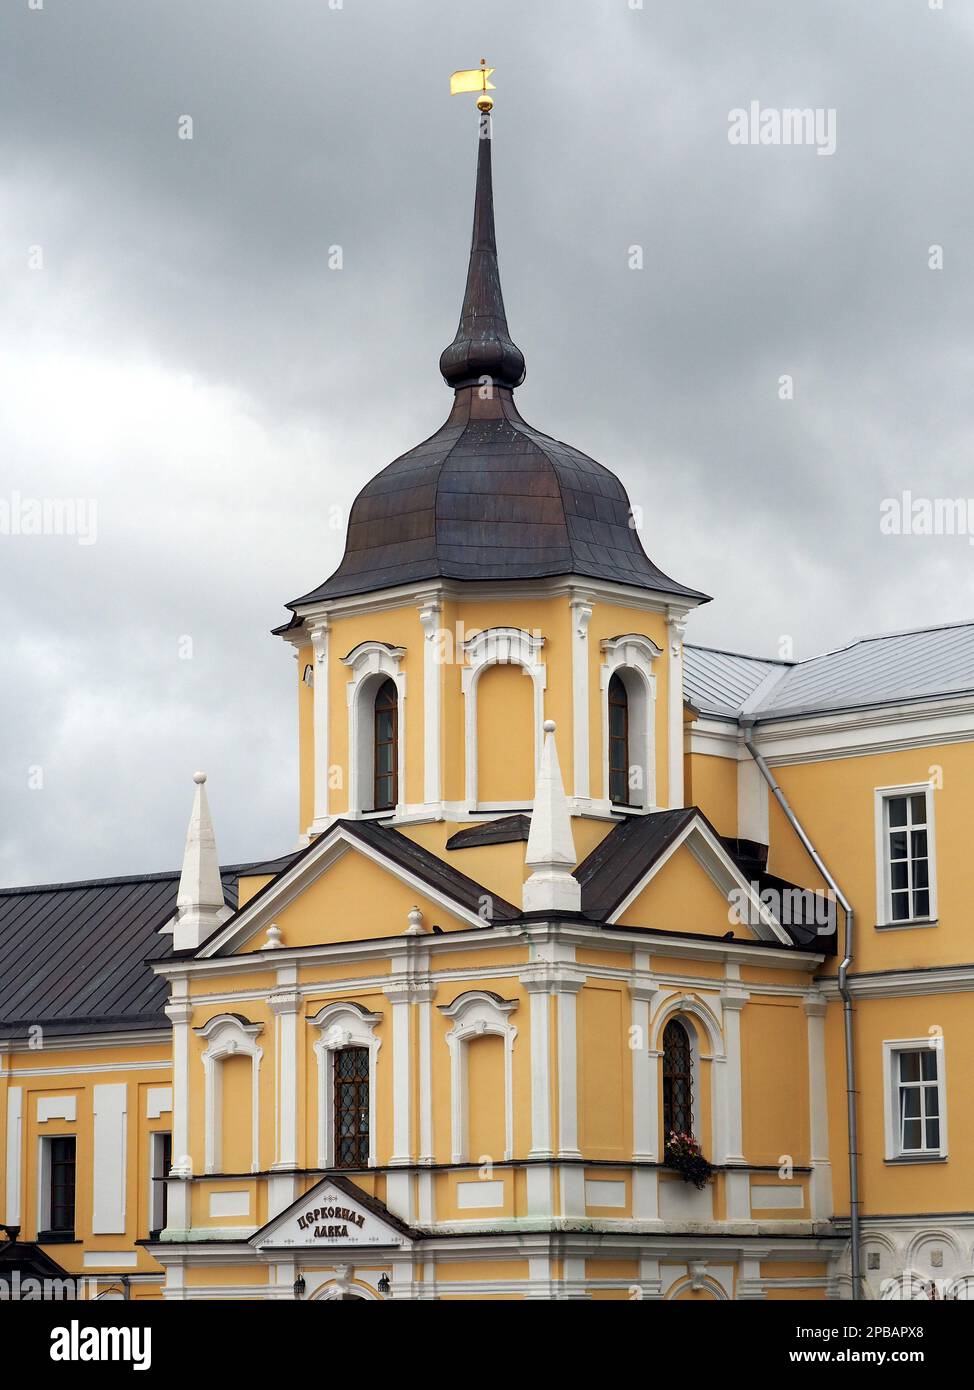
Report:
285,115,707,613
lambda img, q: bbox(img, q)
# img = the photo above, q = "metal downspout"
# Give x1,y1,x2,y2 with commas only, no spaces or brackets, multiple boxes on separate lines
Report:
741,725,861,1300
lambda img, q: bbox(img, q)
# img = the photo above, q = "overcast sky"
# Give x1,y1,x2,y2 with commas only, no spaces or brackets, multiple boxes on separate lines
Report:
2,0,973,885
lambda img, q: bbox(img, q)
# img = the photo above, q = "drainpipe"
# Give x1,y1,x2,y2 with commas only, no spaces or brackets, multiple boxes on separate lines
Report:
741,724,861,1301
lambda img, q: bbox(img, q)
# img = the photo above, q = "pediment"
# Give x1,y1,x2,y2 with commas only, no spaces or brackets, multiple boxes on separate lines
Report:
250,1176,412,1250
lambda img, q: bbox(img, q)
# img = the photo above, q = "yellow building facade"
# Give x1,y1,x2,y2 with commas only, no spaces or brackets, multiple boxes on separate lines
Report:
1,110,969,1302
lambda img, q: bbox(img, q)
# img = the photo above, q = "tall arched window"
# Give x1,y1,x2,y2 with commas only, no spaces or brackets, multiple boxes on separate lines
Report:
373,678,398,811
662,1019,693,1138
608,672,630,805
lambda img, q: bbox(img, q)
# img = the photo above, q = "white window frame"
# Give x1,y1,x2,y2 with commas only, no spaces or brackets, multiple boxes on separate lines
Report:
461,627,546,812
599,634,661,814
37,1132,77,1237
195,1014,264,1174
341,641,406,818
438,990,518,1164
874,783,937,927
308,1002,382,1168
883,1037,947,1161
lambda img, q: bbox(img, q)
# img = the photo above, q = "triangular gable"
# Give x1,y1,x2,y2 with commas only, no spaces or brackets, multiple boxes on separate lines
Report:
198,820,512,958
250,1175,413,1250
582,811,790,945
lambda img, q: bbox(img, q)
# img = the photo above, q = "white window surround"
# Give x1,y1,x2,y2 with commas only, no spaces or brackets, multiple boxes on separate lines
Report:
599,634,661,813
341,641,407,818
308,1001,382,1169
195,1014,264,1175
883,1037,947,1161
461,627,546,811
652,1003,713,1145
874,783,938,928
438,990,518,1164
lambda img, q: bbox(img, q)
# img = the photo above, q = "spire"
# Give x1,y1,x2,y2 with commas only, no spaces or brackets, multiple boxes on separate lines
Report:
171,772,232,951
523,721,581,914
439,110,526,392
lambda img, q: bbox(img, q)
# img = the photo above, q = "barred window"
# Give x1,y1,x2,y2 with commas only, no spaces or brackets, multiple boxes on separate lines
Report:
373,679,398,812
49,1136,76,1236
608,673,630,806
662,1019,693,1138
334,1047,370,1168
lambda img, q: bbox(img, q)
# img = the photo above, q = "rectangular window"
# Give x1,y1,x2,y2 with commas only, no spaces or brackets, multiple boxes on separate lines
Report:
40,1136,76,1238
333,1047,370,1168
875,785,936,926
149,1131,172,1235
884,1039,947,1161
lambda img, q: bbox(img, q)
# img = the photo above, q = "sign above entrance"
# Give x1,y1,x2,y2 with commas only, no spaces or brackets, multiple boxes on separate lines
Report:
252,1183,409,1249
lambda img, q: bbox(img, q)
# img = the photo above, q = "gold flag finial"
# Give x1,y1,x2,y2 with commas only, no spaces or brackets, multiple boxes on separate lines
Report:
450,58,495,112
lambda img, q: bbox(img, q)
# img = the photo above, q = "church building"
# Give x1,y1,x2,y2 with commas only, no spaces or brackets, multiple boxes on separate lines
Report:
2,98,972,1302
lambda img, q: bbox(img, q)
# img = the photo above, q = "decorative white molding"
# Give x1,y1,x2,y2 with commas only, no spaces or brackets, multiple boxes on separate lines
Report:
600,633,661,811
571,594,595,801
268,985,300,1171
341,641,407,817
308,1001,382,1168
195,1014,264,1174
418,597,442,807
308,619,331,833
37,1095,77,1123
209,1190,251,1218
803,993,833,1218
5,1088,22,1224
146,1086,172,1120
667,611,689,808
92,1083,128,1234
461,626,546,810
439,990,518,1163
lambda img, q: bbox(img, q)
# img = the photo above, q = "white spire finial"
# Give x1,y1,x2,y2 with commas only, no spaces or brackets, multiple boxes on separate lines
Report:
171,771,232,951
523,720,581,914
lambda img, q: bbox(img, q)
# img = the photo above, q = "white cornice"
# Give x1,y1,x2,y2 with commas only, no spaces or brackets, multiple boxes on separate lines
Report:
689,695,974,766
285,576,702,631
815,963,974,999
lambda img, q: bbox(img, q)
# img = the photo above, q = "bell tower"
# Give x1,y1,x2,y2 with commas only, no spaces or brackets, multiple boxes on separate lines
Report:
276,81,708,849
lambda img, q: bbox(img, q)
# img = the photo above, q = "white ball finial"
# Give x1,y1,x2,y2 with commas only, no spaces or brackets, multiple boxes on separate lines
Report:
543,719,556,733
193,771,207,784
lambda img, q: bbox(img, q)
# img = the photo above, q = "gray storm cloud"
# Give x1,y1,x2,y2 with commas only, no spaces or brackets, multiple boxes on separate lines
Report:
1,0,972,883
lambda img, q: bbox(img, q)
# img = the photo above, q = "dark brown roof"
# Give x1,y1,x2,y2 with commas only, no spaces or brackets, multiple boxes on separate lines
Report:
575,808,696,921
446,814,531,850
0,854,295,1039
285,118,707,612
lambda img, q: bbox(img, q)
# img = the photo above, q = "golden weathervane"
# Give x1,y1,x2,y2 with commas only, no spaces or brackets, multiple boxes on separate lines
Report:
450,58,495,112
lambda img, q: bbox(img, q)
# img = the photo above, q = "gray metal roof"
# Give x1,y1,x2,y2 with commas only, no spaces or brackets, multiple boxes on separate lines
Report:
684,645,790,718
685,622,974,722
0,856,293,1038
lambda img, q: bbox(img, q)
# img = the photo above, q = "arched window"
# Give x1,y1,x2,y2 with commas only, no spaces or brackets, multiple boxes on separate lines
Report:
608,672,630,805
662,1019,693,1138
373,679,398,811
334,1046,370,1169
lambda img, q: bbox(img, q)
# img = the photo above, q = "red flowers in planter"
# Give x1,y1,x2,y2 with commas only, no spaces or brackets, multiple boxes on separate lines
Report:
664,1132,713,1189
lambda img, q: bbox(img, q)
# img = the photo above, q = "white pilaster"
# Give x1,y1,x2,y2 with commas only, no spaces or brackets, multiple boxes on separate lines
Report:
525,981,553,1159
631,953,659,1162
384,983,413,1166
5,1086,22,1225
667,610,688,809
719,988,747,1165
418,598,442,808
309,619,331,832
570,594,594,801
164,989,193,1231
268,977,300,1173
804,993,833,1218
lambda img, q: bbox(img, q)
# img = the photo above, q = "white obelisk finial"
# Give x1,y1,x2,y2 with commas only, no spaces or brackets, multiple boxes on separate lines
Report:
171,772,232,950
523,721,581,913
